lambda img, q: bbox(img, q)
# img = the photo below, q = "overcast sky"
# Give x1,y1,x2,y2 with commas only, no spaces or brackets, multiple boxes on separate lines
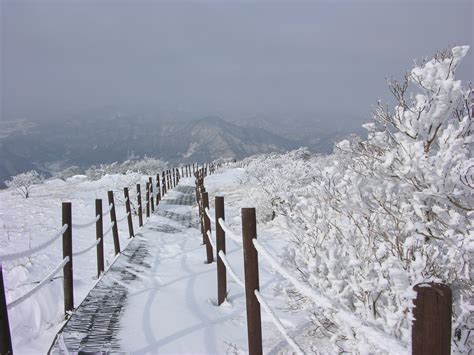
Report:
1,0,472,126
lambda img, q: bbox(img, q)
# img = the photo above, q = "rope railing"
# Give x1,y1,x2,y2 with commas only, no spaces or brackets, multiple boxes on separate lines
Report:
103,222,115,236
204,207,213,223
7,256,70,310
206,230,216,251
116,212,130,223
0,224,68,263
217,218,241,244
252,239,407,354
72,215,100,229
254,290,304,355
217,251,245,289
102,203,114,215
72,238,101,257
0,163,202,353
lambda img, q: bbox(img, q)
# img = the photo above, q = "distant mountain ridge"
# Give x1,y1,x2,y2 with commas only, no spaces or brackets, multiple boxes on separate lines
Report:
0,116,300,184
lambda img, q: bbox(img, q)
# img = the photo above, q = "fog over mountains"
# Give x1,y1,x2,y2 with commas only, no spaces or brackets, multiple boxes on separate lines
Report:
0,113,361,184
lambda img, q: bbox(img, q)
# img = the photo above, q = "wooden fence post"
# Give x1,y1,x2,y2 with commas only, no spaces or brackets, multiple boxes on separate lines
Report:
124,188,134,238
199,186,206,245
149,177,154,213
156,173,161,203
137,184,143,227
215,196,227,305
0,265,12,355
107,191,120,255
95,199,104,278
146,182,150,218
202,192,213,263
62,202,74,315
162,174,166,196
412,282,452,355
242,208,262,355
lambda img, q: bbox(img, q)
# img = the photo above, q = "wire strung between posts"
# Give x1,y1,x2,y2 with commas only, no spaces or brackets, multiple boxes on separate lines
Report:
254,290,304,355
116,212,131,223
206,230,216,250
217,218,241,244
103,222,115,236
0,224,68,263
252,239,407,353
7,256,70,310
72,215,100,229
72,238,101,257
218,250,245,289
102,203,114,215
204,207,213,224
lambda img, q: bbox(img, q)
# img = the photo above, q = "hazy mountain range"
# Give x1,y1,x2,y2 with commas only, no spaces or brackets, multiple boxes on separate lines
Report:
0,113,362,184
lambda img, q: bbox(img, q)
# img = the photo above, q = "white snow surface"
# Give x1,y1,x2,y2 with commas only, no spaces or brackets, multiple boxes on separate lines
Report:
1,169,311,354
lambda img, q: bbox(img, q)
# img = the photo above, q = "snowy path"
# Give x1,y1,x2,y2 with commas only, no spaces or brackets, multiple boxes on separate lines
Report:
49,183,248,354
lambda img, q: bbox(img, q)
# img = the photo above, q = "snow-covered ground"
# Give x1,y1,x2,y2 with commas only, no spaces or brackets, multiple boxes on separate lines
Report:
0,173,154,353
1,168,314,354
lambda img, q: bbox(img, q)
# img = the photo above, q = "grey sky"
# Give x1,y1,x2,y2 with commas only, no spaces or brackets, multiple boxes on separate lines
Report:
1,0,472,126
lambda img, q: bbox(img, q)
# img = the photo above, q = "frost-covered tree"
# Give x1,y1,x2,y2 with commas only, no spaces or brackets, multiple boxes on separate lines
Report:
237,46,472,353
5,170,44,198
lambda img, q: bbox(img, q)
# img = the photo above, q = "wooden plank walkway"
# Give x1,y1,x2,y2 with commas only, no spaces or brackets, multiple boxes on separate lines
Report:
48,185,198,354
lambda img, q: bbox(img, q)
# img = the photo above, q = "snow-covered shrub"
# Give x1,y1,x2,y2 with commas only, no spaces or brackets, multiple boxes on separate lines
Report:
54,166,83,180
238,46,472,353
5,170,44,198
85,156,168,180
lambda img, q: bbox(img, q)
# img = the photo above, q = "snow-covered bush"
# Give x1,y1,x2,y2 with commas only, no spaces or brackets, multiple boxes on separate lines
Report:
239,46,472,353
54,165,83,180
85,156,168,180
5,170,44,198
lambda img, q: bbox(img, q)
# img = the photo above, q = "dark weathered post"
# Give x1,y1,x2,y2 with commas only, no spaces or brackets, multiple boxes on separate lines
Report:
412,282,452,355
215,196,227,305
149,177,154,213
146,182,150,218
95,199,104,278
242,208,262,355
161,174,165,196
156,173,161,203
107,191,120,255
202,192,213,263
137,183,143,227
62,202,74,315
124,188,134,238
0,265,12,355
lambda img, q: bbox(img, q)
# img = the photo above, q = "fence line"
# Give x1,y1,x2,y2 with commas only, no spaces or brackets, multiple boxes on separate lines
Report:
72,238,102,257
217,251,245,289
1,162,213,354
254,290,304,355
72,215,101,229
218,218,241,244
103,222,115,236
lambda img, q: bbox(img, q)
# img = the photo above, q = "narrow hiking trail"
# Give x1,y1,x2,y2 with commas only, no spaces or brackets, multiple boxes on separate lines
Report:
48,179,245,353
48,174,305,354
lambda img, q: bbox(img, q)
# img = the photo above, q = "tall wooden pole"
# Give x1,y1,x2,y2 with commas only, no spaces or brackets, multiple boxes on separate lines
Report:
107,191,120,255
124,187,134,238
0,265,12,354
215,196,227,305
62,202,74,315
95,199,104,277
242,208,262,355
137,183,143,227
